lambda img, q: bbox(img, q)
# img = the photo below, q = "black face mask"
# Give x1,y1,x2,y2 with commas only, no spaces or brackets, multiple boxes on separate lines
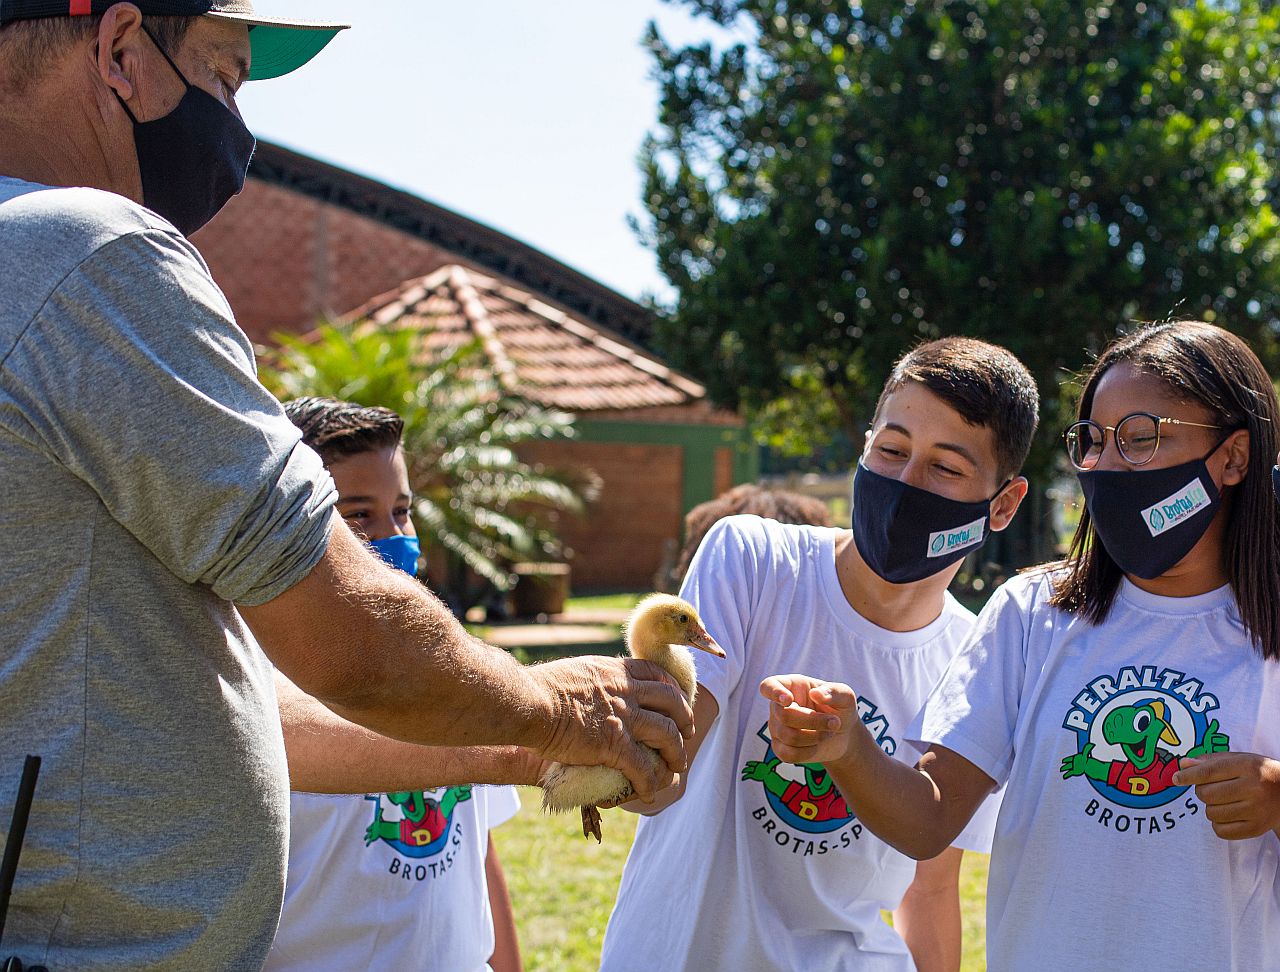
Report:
1272,464,1280,506
117,28,256,236
851,461,1003,584
1077,443,1225,581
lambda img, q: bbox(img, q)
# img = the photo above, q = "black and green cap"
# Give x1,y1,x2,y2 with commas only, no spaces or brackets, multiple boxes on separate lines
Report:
0,1,349,80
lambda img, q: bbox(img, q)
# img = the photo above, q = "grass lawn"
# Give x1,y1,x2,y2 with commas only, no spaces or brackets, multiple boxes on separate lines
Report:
498,787,990,971
564,592,646,613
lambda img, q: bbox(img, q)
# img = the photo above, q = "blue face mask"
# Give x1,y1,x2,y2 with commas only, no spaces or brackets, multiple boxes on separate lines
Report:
369,535,422,577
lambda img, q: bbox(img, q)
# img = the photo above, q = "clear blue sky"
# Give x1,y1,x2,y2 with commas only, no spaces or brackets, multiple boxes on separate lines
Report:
238,2,734,305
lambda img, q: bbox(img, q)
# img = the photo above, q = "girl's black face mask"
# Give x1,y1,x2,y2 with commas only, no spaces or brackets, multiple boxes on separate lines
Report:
117,28,256,236
1272,464,1280,506
1077,440,1226,580
851,461,1003,584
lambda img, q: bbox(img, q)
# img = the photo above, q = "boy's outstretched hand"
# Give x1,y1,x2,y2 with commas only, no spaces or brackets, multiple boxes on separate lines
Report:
1173,752,1280,841
760,674,862,765
763,673,996,861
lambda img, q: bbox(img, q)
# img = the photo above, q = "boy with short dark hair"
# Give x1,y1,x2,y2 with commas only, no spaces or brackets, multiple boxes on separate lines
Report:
265,397,522,972
766,321,1280,971
600,338,1039,972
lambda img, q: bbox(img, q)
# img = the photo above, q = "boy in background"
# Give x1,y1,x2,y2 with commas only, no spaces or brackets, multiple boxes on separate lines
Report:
600,338,1038,972
667,483,832,588
265,397,521,972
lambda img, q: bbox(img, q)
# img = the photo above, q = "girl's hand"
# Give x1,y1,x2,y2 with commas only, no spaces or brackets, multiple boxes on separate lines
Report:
1173,752,1280,840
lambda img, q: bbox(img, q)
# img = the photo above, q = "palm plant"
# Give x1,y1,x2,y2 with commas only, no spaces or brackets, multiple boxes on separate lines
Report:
259,321,593,615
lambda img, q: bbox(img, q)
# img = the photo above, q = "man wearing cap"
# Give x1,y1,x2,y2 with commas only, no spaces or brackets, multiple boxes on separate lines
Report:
0,5,692,969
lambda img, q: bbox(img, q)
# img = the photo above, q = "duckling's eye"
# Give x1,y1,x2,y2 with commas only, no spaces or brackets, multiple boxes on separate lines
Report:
678,613,689,624
1133,711,1151,733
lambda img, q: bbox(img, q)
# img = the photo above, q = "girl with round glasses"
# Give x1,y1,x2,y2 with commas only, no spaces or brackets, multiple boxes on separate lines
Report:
761,320,1280,972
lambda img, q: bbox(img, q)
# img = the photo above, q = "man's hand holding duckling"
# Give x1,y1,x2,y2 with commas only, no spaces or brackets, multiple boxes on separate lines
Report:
1173,752,1280,841
530,655,694,806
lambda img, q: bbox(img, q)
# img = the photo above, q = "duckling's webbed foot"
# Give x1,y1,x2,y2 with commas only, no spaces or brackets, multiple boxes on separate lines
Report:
581,805,602,842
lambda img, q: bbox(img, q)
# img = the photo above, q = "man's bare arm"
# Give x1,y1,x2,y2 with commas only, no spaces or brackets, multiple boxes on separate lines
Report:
242,517,693,803
277,673,545,793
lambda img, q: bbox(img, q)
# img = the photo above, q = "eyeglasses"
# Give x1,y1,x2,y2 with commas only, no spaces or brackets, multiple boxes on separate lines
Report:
1062,412,1227,470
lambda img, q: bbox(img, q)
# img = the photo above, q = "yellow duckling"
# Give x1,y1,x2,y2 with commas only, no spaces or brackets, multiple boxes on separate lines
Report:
539,593,724,841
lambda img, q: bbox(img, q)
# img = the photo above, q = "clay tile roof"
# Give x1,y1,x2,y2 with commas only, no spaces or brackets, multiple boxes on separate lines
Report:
350,265,709,414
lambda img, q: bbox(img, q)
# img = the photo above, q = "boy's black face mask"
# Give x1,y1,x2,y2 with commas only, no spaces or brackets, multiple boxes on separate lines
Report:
851,461,1004,584
1077,441,1226,580
116,27,256,237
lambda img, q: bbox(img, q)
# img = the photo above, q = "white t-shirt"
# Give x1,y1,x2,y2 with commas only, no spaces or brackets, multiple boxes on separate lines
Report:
915,570,1280,972
600,515,999,972
264,784,520,971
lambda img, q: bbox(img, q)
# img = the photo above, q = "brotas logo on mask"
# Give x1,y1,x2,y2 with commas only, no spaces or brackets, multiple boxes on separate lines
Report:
1141,477,1212,537
927,517,987,558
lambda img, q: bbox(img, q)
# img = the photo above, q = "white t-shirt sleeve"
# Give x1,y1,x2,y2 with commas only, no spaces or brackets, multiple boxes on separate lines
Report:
483,785,521,830
678,516,766,708
910,575,1034,787
950,785,1003,854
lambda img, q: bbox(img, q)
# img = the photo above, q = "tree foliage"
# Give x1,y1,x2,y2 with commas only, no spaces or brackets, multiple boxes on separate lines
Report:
642,0,1280,489
259,323,592,614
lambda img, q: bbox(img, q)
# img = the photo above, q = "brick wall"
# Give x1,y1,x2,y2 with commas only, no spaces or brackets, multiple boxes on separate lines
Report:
518,439,684,591
192,179,452,344
194,176,743,594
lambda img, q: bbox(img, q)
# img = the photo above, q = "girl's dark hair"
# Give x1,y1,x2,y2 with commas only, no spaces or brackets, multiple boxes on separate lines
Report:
284,397,405,467
1049,320,1280,659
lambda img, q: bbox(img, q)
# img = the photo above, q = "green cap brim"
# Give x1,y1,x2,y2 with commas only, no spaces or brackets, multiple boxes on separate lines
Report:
245,23,342,80
206,15,347,81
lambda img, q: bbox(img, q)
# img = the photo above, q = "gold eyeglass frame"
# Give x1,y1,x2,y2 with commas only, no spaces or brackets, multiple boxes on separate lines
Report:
1062,412,1226,470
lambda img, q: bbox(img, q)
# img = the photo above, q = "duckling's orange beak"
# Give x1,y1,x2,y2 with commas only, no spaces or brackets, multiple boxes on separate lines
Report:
686,625,725,658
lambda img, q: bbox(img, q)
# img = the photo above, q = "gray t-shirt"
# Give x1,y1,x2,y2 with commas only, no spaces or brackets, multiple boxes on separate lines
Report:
0,178,337,970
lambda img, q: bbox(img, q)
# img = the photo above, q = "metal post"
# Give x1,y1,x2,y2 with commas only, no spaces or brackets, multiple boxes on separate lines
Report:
0,757,41,948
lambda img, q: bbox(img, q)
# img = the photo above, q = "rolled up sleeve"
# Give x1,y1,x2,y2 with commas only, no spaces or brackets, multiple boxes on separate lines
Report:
1,228,337,605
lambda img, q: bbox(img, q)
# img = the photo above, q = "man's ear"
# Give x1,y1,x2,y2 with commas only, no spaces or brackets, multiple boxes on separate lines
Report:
1219,428,1251,488
95,3,146,103
990,476,1029,532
